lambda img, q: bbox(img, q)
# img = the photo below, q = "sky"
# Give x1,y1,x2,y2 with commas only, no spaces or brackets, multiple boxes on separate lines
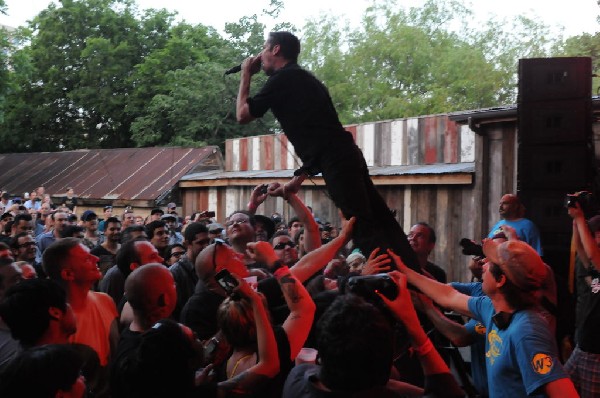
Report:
1,0,599,39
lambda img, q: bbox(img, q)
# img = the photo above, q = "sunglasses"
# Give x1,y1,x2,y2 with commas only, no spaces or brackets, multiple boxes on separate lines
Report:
273,241,296,250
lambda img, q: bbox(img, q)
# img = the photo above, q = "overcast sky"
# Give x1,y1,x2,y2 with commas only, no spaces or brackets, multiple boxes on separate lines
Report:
1,0,599,38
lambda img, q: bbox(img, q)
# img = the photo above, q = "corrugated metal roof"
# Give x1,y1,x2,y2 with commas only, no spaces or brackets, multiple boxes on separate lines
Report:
449,96,600,124
0,146,221,201
448,105,517,123
181,162,474,181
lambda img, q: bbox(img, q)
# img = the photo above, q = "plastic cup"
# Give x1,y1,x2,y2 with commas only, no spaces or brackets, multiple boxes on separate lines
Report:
295,347,318,365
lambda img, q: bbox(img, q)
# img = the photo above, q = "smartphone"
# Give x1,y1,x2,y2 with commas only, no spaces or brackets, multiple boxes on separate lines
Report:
215,269,239,295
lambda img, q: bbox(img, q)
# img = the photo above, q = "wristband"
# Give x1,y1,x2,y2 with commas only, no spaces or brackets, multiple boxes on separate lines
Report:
247,201,258,212
273,265,290,278
412,338,434,356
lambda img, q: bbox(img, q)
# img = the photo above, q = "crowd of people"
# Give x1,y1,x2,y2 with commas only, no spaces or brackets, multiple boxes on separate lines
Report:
0,182,593,398
0,30,595,398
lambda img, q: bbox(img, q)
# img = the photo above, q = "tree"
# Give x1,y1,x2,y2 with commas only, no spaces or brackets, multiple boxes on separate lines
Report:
556,32,600,91
0,0,184,151
300,0,557,124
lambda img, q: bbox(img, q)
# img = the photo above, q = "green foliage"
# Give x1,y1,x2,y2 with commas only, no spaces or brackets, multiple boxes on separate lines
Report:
556,32,600,92
301,0,557,124
0,0,587,152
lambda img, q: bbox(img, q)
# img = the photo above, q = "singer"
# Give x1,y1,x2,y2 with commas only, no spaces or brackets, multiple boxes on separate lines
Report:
236,31,419,272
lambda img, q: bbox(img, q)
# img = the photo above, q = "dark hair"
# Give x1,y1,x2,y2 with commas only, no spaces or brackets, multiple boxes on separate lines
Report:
306,274,326,297
42,237,80,281
317,294,393,392
60,225,84,238
117,319,196,398
13,213,32,226
415,222,436,244
293,228,305,244
116,239,143,277
0,257,14,288
0,212,12,220
489,262,538,310
268,31,301,63
217,297,257,349
166,243,185,259
183,222,208,243
0,279,67,347
271,230,291,243
9,232,29,251
4,220,13,234
121,225,146,244
287,216,300,229
0,344,83,397
145,220,166,240
104,216,121,227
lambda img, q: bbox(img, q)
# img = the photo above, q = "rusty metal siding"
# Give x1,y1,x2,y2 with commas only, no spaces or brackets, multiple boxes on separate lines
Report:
0,147,218,203
444,119,459,163
239,138,248,171
225,140,233,172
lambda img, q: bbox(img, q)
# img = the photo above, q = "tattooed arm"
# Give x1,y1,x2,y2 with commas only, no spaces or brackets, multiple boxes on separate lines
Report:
277,269,316,360
246,240,316,360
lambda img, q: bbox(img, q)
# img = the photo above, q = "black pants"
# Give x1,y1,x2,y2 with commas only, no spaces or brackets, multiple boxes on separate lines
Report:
318,144,420,273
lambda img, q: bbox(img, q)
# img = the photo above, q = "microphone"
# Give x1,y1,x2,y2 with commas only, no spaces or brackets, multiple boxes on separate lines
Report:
224,64,242,75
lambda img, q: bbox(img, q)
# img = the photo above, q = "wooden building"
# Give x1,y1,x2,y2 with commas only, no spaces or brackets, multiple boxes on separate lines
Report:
180,115,479,282
180,94,600,282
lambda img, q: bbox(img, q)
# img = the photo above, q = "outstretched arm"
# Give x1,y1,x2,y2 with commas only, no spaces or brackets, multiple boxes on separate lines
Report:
389,249,472,317
569,202,600,271
267,182,321,253
289,217,355,283
247,184,269,215
412,292,475,347
286,193,321,252
377,272,457,376
246,242,316,359
217,278,279,395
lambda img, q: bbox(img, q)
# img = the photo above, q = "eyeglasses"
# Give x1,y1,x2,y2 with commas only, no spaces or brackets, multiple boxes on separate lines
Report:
273,241,296,250
171,251,185,258
226,219,249,228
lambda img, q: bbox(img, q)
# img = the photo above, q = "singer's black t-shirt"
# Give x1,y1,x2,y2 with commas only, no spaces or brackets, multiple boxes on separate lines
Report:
247,63,355,174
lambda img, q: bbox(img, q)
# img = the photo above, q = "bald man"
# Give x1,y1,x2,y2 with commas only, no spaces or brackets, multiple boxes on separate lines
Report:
488,194,543,255
111,264,178,397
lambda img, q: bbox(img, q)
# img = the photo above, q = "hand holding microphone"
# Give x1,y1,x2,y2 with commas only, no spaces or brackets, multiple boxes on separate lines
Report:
224,53,262,75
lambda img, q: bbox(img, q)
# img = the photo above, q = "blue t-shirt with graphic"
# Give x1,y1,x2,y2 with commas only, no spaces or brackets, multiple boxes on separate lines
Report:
488,218,543,255
468,296,567,397
451,282,487,396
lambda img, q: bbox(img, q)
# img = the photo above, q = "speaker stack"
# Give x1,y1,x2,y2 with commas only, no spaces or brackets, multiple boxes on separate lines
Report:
517,57,594,270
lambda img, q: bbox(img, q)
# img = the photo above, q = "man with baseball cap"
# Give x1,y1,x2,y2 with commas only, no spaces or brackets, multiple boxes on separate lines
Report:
392,240,577,397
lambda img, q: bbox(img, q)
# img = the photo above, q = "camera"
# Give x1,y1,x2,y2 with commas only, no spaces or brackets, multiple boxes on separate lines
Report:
345,273,399,301
459,238,484,257
565,191,595,217
259,184,268,195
